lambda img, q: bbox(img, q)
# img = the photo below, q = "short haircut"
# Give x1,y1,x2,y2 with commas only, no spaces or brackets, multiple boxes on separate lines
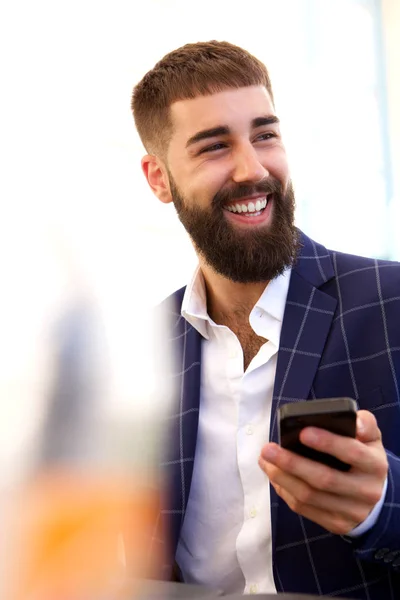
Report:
131,40,274,157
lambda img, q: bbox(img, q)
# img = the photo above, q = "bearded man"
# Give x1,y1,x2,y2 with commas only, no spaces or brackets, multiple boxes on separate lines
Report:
131,41,400,599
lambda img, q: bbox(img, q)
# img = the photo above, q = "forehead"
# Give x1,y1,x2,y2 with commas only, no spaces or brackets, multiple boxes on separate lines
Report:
169,85,275,141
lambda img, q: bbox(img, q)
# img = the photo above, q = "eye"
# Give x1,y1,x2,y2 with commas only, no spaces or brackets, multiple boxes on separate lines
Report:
198,142,227,154
254,132,278,143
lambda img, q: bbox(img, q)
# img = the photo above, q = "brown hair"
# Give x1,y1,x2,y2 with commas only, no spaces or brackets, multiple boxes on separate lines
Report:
131,40,274,157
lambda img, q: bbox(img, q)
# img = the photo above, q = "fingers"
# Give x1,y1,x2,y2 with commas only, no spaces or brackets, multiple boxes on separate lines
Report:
260,443,385,504
298,425,387,476
356,410,381,443
269,480,361,535
259,458,373,525
259,410,388,534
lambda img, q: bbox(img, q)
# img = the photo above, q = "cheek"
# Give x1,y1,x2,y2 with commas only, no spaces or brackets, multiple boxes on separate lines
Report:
261,147,290,184
187,169,228,207
273,165,290,187
168,158,223,208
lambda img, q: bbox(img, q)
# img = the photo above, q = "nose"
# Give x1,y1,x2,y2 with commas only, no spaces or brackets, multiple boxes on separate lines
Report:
231,143,268,184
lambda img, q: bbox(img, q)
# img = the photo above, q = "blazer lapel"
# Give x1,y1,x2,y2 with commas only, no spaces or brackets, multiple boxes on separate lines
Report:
269,232,337,548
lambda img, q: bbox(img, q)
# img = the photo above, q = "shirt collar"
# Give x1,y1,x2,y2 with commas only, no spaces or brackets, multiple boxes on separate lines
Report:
181,266,292,340
181,266,210,339
253,267,291,323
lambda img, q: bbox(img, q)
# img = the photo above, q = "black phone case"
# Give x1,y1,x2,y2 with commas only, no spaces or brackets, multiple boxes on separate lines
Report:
278,399,357,471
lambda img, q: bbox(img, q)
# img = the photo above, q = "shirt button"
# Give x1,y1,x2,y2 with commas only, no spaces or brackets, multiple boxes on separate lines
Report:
228,348,238,359
246,425,254,435
250,507,258,518
249,584,258,594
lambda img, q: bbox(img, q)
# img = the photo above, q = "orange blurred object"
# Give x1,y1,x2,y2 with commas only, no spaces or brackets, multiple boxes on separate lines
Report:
5,470,162,600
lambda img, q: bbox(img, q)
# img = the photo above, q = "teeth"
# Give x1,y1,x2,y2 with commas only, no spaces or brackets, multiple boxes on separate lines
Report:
244,210,262,217
225,197,268,214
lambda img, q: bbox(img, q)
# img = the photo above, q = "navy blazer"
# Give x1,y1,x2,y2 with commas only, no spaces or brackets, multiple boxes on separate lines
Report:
155,232,400,599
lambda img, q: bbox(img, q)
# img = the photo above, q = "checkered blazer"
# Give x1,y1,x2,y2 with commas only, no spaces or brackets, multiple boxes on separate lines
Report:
154,231,400,599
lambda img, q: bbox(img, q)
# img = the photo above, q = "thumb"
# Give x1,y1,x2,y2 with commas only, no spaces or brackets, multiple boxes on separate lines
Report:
356,410,381,443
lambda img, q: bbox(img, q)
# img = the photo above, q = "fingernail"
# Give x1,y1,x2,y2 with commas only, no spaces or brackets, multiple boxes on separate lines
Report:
301,428,319,444
262,445,278,461
357,416,365,434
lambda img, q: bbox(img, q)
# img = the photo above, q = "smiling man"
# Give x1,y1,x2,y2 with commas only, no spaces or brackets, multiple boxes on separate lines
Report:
132,41,400,598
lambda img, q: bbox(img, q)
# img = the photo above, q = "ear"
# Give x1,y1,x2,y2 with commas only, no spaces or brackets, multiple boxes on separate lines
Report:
141,155,173,204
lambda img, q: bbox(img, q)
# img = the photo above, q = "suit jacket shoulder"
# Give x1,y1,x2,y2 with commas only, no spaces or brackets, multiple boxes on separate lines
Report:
322,244,400,304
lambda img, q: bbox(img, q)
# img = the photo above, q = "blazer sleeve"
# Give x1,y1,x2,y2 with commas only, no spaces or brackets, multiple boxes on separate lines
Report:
347,451,400,570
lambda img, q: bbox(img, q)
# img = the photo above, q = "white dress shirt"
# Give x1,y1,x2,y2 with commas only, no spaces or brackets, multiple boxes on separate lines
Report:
175,266,386,595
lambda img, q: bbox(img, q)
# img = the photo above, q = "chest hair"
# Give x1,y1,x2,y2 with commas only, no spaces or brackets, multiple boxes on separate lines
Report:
209,305,267,371
230,324,267,371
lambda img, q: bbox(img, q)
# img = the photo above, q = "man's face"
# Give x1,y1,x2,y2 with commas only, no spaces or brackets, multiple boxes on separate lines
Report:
160,86,299,282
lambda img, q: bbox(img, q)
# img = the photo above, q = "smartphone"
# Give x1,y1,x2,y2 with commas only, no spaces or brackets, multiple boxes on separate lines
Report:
278,397,357,471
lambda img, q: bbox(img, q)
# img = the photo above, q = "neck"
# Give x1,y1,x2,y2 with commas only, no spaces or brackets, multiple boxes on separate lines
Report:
199,260,269,326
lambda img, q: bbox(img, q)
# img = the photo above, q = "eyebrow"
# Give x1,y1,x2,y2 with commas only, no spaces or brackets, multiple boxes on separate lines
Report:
185,115,280,148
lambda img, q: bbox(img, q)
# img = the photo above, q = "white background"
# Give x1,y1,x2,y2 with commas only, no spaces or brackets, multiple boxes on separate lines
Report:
0,0,398,479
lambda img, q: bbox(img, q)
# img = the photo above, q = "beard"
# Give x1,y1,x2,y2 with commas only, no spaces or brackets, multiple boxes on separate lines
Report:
169,173,300,283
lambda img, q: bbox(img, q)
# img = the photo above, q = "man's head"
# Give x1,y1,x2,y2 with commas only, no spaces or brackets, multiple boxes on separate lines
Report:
132,40,274,158
132,41,299,283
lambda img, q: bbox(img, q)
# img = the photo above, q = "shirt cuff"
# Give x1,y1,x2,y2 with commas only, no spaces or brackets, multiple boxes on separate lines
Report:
345,476,388,538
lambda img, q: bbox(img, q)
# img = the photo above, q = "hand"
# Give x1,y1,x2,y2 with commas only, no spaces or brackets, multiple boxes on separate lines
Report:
259,410,388,535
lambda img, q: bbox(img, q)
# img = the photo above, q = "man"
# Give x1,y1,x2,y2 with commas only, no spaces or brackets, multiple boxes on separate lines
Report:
132,41,400,598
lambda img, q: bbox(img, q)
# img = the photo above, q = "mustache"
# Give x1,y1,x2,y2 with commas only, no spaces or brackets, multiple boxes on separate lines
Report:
212,177,284,209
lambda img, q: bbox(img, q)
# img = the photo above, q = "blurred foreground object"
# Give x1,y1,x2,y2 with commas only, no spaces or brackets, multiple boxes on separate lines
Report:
8,470,160,600
0,225,171,599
